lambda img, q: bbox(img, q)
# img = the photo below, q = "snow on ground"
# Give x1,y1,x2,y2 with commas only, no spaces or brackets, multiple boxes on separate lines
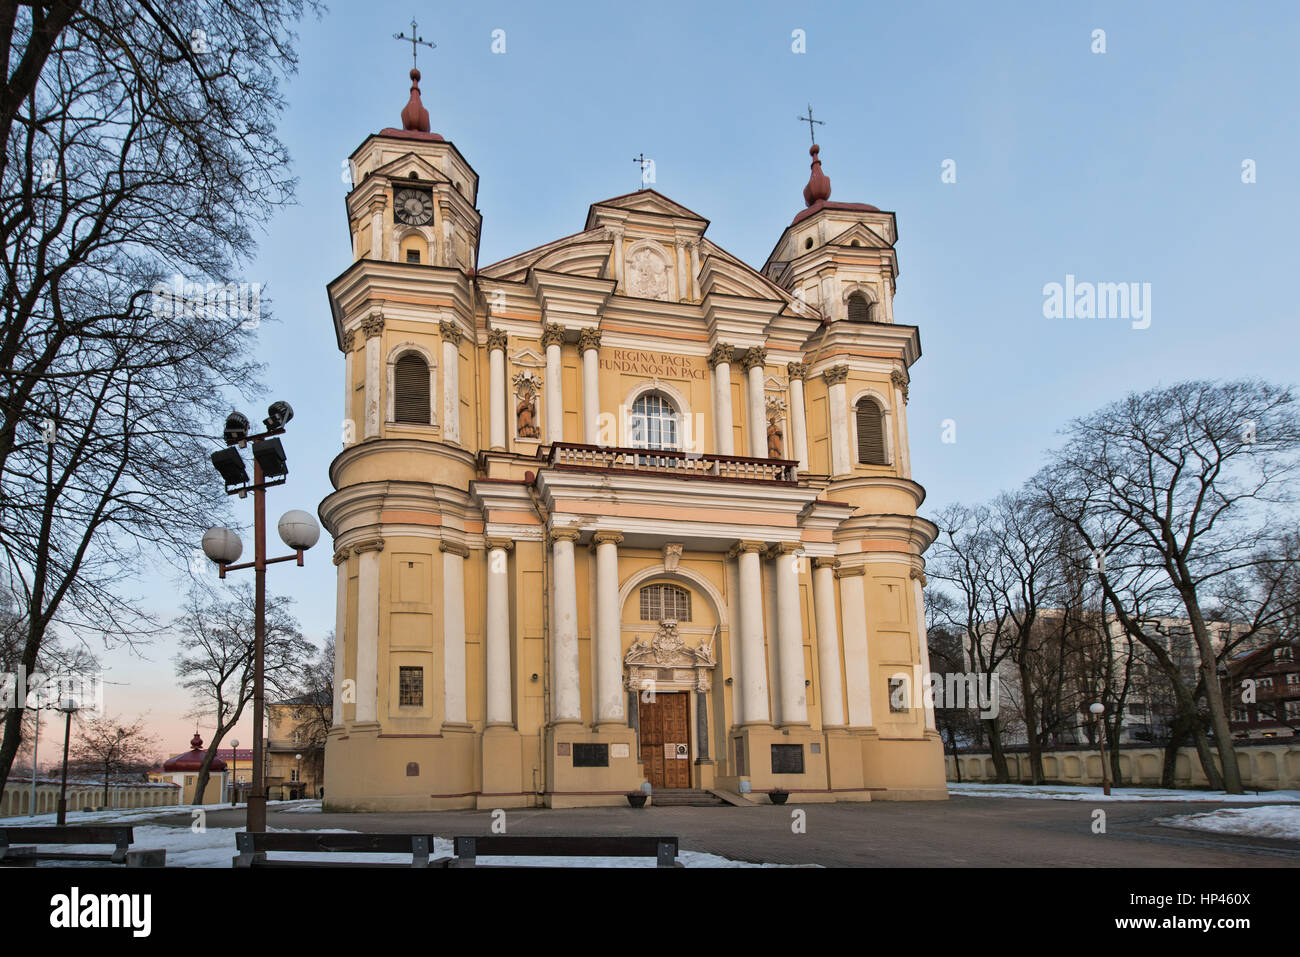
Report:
948,782,1300,803
3,803,800,867
1155,805,1300,841
0,798,317,828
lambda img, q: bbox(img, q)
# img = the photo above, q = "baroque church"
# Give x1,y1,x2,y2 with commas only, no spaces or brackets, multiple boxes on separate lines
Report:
320,67,947,809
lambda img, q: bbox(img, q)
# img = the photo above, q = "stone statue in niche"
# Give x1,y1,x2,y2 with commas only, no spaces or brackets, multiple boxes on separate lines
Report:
626,246,670,301
512,370,541,439
767,418,783,459
765,395,787,459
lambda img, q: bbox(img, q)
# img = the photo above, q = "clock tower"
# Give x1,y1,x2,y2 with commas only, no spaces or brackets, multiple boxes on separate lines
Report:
343,68,481,271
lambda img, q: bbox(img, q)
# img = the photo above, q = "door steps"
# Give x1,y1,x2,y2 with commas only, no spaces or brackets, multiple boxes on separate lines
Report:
649,789,729,807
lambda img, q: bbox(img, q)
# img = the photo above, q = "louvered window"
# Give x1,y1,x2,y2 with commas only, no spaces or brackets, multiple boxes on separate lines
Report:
847,293,873,323
393,353,430,424
855,397,887,465
639,584,691,622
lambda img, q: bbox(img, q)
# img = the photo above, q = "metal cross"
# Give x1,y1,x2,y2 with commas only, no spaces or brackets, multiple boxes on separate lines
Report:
797,104,825,144
393,19,436,70
633,152,648,188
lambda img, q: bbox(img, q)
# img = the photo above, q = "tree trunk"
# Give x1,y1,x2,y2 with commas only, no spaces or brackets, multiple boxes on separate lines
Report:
983,718,1010,782
1180,584,1243,792
1017,658,1045,784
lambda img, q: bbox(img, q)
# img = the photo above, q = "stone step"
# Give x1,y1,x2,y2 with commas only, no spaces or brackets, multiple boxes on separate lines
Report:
649,789,728,807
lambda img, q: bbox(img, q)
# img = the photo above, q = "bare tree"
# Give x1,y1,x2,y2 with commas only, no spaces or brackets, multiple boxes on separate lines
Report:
1036,379,1300,793
0,1,312,802
66,711,157,807
173,584,311,804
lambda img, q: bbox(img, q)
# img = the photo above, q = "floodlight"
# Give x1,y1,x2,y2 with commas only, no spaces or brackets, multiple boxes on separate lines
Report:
252,437,288,477
211,447,249,486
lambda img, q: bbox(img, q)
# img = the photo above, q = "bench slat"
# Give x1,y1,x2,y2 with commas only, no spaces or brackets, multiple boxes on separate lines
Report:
0,826,133,845
454,835,678,858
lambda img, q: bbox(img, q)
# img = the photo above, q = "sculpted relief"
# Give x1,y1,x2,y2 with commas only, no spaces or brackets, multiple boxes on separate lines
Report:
512,370,541,439
625,244,671,301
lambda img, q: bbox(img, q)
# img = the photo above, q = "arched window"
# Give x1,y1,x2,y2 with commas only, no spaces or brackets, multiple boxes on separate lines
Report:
855,397,887,465
847,292,874,323
640,583,691,622
393,351,431,424
629,391,680,450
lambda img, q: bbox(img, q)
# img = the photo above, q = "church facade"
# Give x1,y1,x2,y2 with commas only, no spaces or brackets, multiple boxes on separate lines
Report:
320,70,946,810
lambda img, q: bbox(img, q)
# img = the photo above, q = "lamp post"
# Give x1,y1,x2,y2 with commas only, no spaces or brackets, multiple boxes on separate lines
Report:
55,697,79,825
230,738,240,806
294,752,302,800
1089,702,1111,796
201,402,319,834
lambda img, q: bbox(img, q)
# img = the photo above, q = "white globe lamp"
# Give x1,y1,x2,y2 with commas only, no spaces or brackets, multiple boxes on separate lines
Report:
278,510,320,551
202,526,243,565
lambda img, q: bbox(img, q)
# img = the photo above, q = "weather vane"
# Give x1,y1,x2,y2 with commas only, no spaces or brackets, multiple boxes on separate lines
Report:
797,104,825,144
393,18,436,70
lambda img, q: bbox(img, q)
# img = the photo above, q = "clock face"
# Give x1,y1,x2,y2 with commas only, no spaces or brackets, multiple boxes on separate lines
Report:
394,188,433,225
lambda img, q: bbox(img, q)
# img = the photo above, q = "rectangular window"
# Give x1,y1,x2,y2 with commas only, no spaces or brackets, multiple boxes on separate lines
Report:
399,666,424,707
572,743,609,768
1288,673,1300,685
1274,646,1294,660
770,744,805,774
406,249,421,264
1286,701,1300,720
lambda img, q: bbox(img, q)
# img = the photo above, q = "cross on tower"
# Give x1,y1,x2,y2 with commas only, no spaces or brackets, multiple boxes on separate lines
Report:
393,18,436,70
633,152,649,189
797,104,825,144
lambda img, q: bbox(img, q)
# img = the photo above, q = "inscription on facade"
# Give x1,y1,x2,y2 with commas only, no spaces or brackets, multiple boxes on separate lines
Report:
599,349,706,380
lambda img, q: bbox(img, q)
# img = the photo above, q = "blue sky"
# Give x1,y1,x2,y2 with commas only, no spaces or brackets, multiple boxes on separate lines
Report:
89,1,1300,755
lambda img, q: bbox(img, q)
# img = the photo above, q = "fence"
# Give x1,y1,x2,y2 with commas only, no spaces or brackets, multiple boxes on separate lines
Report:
0,779,180,817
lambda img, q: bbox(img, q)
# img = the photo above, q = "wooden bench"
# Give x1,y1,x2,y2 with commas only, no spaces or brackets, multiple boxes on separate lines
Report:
452,835,680,868
0,826,165,867
233,831,444,868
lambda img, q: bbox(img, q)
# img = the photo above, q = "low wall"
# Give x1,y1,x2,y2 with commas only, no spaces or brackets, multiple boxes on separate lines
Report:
946,741,1300,791
0,780,181,817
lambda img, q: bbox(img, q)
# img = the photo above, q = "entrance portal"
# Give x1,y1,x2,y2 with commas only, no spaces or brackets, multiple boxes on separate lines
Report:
638,692,691,789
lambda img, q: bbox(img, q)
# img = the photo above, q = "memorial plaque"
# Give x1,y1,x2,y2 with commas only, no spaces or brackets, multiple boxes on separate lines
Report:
611,743,630,759
771,743,805,774
556,741,571,756
810,742,821,755
573,743,609,767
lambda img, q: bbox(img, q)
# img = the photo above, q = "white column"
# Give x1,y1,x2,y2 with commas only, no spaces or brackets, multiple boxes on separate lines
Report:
593,532,624,725
485,540,514,727
675,241,688,300
550,529,582,724
441,542,468,725
488,330,507,450
342,332,355,447
332,551,348,726
788,364,809,471
813,558,846,728
732,541,770,725
543,324,564,444
892,371,911,479
354,541,383,723
772,545,808,726
743,347,767,458
440,320,461,444
688,241,701,300
609,226,625,291
580,330,601,445
362,312,383,440
709,345,734,455
837,564,872,727
912,572,937,731
826,365,850,475
368,201,384,259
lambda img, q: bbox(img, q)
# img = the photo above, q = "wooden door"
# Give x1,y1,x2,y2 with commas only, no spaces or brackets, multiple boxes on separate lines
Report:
639,692,692,789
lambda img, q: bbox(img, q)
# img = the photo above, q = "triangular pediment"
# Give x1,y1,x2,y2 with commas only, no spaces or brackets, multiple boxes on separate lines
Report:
826,221,890,249
478,227,608,281
368,152,454,187
584,189,709,228
698,244,796,306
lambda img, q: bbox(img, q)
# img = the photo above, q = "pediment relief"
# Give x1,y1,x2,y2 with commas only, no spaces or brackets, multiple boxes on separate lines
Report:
624,240,672,301
625,620,715,669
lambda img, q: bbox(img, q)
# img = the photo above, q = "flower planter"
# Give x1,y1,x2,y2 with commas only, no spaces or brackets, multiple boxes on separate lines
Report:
627,793,648,808
768,790,789,805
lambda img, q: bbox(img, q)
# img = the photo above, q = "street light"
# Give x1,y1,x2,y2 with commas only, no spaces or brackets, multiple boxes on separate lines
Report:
56,696,79,826
230,738,240,806
1089,702,1111,796
201,401,318,835
294,752,303,800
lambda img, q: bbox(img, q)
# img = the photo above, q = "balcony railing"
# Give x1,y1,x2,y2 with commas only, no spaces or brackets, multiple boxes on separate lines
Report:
548,442,797,484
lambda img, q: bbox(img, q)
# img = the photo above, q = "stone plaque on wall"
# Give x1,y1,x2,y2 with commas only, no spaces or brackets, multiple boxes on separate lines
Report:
556,741,571,756
611,743,630,759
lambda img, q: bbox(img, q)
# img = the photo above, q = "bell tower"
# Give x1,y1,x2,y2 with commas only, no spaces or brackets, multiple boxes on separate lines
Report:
343,68,481,271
